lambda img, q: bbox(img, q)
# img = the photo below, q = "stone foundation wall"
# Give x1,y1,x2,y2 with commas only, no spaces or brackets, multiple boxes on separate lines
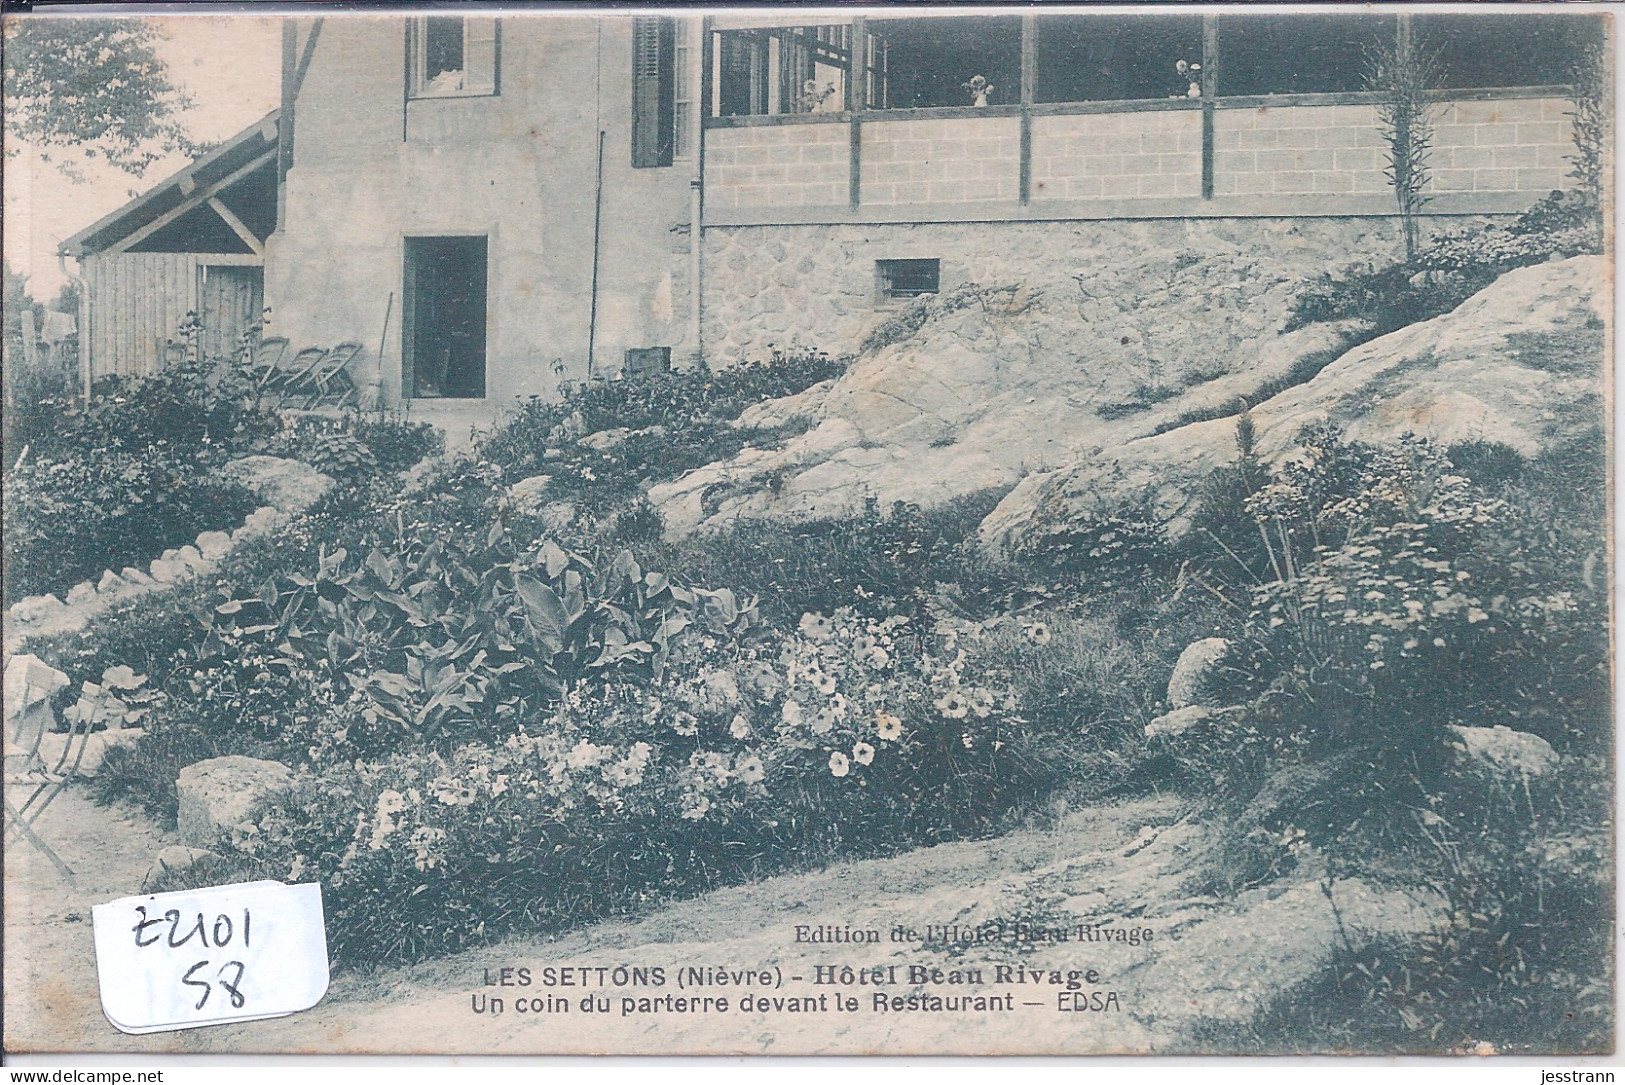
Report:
701,216,1405,364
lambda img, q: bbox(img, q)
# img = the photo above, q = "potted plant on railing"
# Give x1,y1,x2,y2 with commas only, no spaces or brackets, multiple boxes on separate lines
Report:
1174,59,1202,99
962,75,995,107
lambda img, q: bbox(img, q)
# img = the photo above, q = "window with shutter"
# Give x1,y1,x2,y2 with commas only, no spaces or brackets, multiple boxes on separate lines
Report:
409,16,500,99
631,17,676,168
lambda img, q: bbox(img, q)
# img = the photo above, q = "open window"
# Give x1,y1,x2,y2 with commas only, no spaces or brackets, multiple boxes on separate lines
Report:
1217,15,1397,97
404,236,488,400
1417,13,1602,90
866,16,1021,110
1034,15,1204,103
713,23,857,117
409,16,499,99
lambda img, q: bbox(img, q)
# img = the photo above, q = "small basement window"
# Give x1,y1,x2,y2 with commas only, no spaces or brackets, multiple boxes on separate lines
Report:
877,259,940,303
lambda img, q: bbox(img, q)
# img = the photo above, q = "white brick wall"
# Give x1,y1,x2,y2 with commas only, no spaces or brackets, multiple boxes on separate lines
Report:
1030,111,1202,200
861,116,1020,205
704,94,1574,213
1213,104,1391,197
1214,97,1573,198
1429,97,1573,194
706,124,850,210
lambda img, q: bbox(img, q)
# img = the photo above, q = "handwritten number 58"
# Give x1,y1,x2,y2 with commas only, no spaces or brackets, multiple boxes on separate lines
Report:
182,960,247,1010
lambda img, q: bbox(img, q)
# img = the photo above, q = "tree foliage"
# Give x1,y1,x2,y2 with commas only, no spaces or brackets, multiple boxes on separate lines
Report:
3,17,196,179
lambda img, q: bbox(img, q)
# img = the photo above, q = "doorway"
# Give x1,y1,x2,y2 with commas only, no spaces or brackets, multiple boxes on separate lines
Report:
197,265,264,360
404,236,487,399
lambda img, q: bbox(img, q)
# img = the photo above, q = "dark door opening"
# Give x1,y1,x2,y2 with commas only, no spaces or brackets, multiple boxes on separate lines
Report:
404,236,487,399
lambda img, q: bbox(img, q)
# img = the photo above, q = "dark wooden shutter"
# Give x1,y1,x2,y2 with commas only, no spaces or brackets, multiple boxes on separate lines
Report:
632,17,675,168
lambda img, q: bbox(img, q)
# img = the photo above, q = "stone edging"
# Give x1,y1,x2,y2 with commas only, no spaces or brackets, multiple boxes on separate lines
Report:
3,456,333,654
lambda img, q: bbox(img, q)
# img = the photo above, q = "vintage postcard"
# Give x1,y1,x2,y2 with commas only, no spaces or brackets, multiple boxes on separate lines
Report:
1,3,1615,1057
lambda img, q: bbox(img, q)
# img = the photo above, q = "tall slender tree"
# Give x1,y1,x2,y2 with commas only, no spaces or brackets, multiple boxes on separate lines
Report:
1367,19,1439,264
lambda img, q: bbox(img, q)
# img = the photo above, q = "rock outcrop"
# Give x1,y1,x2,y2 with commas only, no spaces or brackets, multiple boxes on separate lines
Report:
653,220,1395,537
175,756,292,847
982,255,1608,554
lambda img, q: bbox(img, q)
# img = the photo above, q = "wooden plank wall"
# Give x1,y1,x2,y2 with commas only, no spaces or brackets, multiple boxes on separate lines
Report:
81,252,202,382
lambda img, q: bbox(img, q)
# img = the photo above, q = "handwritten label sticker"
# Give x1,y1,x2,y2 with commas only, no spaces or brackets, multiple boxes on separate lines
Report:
92,881,329,1034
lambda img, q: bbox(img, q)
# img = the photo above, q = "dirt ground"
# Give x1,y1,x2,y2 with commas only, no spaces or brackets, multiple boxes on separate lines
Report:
4,780,1445,1057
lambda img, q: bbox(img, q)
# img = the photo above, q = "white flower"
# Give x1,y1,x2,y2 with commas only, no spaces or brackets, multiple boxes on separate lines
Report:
672,711,700,737
730,713,752,740
811,708,838,735
829,751,851,778
1023,622,1052,646
568,740,609,769
782,700,805,727
936,691,970,720
736,754,765,784
875,713,904,742
799,613,834,642
681,795,711,820
852,742,875,766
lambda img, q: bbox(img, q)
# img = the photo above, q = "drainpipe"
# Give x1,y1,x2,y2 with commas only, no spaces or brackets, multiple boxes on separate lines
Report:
587,129,606,381
689,176,702,367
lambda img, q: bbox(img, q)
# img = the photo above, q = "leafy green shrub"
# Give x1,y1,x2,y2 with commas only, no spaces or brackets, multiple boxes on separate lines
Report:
230,606,1071,966
3,446,260,603
303,432,379,483
36,357,280,462
1160,429,1608,883
202,521,757,754
478,349,844,501
1287,189,1604,336
643,491,1013,626
353,415,443,474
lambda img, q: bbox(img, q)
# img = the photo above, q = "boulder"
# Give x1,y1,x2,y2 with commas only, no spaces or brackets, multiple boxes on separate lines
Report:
96,571,126,595
508,475,552,516
175,755,292,847
195,530,234,561
174,545,206,571
220,455,333,513
537,501,578,535
119,567,154,586
1449,724,1560,781
1167,638,1233,710
8,594,65,624
982,256,1610,554
1144,704,1240,740
580,427,630,450
653,221,1394,537
3,654,69,733
149,558,186,584
65,581,96,606
142,846,222,893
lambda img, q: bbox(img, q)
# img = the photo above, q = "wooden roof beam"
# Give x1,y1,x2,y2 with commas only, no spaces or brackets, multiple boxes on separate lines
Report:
108,148,276,255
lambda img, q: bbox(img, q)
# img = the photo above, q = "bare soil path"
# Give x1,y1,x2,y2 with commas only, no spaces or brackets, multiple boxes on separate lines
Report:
5,785,1438,1056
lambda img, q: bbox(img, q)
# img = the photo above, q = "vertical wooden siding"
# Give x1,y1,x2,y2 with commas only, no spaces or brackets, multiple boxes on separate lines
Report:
82,252,204,381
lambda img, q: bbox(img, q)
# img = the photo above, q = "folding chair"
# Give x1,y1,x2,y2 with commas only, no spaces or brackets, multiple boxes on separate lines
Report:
266,346,329,407
301,341,364,409
3,658,88,879
245,335,290,387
